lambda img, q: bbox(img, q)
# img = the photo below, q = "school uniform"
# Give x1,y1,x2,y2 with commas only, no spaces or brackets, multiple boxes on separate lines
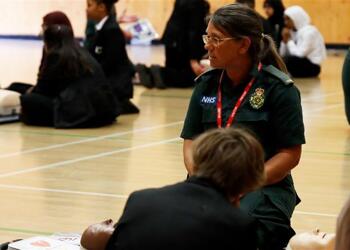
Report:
280,6,327,77
106,176,258,250
181,65,305,250
20,49,119,128
160,0,209,87
342,49,350,123
86,16,138,113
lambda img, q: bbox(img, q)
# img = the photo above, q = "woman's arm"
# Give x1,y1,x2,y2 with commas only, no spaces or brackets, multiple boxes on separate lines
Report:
264,145,302,185
183,139,194,175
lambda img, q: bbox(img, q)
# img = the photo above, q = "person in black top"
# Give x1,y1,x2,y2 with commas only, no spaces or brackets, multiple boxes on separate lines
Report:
236,0,273,36
85,0,139,114
7,11,74,94
20,25,119,128
136,0,210,89
263,0,285,48
81,128,265,250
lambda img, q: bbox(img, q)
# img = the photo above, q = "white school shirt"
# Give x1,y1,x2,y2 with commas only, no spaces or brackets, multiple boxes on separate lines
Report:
279,6,326,65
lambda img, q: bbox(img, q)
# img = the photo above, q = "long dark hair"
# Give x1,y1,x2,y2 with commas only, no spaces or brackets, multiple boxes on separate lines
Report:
263,0,285,25
40,25,92,80
209,3,287,73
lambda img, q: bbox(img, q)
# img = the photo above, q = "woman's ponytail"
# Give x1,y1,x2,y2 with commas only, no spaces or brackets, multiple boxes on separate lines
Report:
259,34,288,74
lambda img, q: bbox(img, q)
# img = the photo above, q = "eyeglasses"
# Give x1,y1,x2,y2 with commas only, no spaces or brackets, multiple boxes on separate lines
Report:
202,35,236,47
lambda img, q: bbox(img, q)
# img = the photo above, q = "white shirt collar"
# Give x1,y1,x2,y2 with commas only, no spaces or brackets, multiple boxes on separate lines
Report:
95,16,109,31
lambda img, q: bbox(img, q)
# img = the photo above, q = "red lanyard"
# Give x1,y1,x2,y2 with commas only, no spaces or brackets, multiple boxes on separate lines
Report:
217,63,262,128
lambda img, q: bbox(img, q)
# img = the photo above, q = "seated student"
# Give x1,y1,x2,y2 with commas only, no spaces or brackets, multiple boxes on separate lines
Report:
7,11,73,94
81,128,266,250
20,25,119,128
263,0,285,48
85,0,139,114
342,48,350,124
280,5,327,78
136,0,210,89
236,0,273,36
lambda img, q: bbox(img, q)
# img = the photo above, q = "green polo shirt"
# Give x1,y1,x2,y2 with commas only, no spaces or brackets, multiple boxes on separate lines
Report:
181,65,305,244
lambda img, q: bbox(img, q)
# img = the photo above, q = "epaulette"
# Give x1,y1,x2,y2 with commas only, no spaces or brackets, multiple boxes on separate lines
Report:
195,68,222,83
262,65,294,85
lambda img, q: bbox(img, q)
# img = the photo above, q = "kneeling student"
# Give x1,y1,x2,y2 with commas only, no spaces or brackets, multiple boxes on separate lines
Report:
20,25,119,128
81,127,265,250
280,5,326,77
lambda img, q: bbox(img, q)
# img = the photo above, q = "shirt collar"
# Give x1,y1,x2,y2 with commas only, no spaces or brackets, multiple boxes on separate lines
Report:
95,16,109,31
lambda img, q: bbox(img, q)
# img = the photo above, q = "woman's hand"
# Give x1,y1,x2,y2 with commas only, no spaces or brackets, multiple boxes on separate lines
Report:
190,60,207,76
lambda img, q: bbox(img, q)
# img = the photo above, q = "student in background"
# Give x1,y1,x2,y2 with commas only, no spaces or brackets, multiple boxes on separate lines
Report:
236,0,273,36
84,5,134,49
19,25,119,128
85,0,139,114
263,0,285,48
136,0,210,89
81,128,265,250
7,11,73,94
280,5,327,78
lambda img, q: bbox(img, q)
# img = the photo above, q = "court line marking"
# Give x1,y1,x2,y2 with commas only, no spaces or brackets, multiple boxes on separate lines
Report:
0,121,184,159
304,103,343,113
0,226,52,236
0,184,128,199
0,183,339,218
0,137,181,179
301,91,342,102
294,210,337,218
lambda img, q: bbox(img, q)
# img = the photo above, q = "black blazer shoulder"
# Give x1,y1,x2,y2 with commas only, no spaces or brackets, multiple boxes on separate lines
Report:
106,177,258,250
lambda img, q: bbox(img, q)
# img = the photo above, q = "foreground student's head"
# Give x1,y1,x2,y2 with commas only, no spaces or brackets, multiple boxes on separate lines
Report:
86,0,118,21
192,128,265,204
236,0,255,9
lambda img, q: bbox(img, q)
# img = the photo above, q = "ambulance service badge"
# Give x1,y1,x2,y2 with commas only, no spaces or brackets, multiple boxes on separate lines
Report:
249,88,265,109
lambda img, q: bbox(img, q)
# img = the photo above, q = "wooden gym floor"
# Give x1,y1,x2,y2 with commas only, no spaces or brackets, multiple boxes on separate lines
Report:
0,39,349,242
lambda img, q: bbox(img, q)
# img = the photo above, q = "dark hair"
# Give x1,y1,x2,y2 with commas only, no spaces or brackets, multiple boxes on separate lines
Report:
263,0,285,24
40,25,92,80
94,0,118,13
192,128,265,197
42,11,73,32
209,3,288,73
236,0,255,9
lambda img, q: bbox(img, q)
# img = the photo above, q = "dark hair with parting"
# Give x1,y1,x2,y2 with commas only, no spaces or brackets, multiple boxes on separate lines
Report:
236,0,255,9
40,25,93,80
192,128,265,198
208,3,288,73
94,0,118,13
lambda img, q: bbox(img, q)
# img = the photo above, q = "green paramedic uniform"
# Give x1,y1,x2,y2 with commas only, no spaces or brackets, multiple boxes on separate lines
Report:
181,64,305,250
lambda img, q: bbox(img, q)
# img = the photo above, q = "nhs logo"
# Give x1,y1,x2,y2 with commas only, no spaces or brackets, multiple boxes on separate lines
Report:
201,96,216,104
